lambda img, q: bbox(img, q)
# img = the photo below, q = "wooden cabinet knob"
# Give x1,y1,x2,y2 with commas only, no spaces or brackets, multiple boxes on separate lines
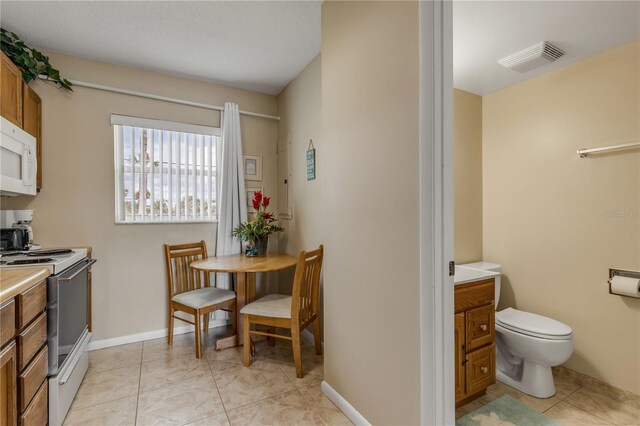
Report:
480,324,488,332
481,366,488,374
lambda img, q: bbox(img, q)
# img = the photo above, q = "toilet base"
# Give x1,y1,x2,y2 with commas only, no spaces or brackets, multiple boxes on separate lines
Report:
497,360,556,398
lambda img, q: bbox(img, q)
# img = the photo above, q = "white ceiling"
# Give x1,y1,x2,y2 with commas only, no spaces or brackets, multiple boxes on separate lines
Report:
454,1,640,95
0,1,321,95
3,1,638,97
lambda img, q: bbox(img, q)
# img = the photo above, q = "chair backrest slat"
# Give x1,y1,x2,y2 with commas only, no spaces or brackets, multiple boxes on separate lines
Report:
164,240,209,299
291,245,324,326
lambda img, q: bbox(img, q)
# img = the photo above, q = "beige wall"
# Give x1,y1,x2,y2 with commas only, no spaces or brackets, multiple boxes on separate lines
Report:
454,89,483,264
483,41,640,394
1,52,279,342
322,2,421,423
275,55,324,333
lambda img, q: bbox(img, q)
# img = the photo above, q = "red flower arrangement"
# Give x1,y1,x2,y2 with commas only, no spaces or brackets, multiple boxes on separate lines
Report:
232,191,284,256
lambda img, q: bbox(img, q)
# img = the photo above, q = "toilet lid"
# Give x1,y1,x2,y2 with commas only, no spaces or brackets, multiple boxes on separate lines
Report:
496,308,572,340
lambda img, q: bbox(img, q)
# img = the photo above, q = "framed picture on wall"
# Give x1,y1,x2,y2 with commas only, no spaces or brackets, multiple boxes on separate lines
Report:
244,154,262,181
246,186,263,213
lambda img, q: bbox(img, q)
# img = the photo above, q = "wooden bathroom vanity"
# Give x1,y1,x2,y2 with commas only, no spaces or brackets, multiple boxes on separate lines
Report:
454,277,496,407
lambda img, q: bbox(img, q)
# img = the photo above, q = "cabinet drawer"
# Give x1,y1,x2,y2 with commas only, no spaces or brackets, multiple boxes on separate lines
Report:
466,305,495,352
1,300,16,347
19,381,47,426
466,343,496,396
17,281,46,330
18,345,48,412
455,279,494,312
17,312,46,371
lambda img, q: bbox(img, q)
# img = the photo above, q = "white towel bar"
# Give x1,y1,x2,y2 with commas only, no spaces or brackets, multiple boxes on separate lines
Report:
577,141,640,158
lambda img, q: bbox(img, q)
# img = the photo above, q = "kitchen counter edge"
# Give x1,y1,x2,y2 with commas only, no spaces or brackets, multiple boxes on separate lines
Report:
0,267,51,304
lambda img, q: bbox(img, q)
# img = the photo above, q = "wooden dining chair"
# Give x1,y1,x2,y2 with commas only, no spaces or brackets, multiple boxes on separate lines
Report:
241,245,324,377
164,241,237,359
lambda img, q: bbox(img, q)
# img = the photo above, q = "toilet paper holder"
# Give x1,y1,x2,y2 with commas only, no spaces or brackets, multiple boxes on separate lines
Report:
608,268,640,298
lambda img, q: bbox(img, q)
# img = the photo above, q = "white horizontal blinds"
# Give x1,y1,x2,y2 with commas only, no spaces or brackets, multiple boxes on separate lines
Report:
112,116,218,223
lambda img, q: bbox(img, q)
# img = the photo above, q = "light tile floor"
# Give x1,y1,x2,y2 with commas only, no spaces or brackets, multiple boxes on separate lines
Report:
456,374,640,425
64,326,353,426
65,325,639,426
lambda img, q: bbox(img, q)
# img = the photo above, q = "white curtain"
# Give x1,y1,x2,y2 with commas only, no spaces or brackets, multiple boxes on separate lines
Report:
214,102,247,320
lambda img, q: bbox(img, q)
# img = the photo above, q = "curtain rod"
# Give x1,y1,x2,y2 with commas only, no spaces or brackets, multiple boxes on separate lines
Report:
67,79,280,121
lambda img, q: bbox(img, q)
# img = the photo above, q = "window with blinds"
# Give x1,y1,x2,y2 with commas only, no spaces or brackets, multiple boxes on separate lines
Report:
111,115,219,224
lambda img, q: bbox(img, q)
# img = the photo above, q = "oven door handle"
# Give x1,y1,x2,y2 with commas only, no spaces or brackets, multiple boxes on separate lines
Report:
58,258,96,283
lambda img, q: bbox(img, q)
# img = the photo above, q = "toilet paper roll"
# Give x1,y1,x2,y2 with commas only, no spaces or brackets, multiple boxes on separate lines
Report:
610,275,640,298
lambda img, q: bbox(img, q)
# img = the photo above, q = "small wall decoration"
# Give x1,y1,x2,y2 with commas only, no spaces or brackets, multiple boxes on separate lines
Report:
244,154,262,181
246,186,263,213
306,139,316,181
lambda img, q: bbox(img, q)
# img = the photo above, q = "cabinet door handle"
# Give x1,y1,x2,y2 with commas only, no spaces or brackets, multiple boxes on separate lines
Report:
481,366,488,374
480,324,488,332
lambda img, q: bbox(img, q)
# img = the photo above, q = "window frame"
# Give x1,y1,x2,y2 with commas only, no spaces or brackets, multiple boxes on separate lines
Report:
111,114,221,225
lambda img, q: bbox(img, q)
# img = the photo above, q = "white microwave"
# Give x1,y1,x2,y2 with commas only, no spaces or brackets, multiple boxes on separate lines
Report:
1,116,37,197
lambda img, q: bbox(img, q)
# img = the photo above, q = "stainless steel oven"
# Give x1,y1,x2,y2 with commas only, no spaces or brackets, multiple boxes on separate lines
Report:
47,257,94,373
47,256,96,426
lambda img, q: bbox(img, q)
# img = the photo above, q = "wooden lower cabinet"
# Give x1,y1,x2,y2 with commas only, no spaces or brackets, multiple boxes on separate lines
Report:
0,279,48,426
1,301,16,348
18,383,46,426
455,278,496,407
454,313,465,401
1,342,18,426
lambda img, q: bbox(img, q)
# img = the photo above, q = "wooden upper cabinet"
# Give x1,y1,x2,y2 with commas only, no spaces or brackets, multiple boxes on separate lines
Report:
22,84,42,190
1,51,44,191
1,52,23,127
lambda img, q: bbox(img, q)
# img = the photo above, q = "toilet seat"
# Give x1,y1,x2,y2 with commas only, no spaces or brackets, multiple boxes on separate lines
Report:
496,308,572,340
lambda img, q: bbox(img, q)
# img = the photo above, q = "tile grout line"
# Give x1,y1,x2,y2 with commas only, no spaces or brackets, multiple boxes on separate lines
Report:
295,384,334,426
560,399,617,425
542,384,584,414
560,392,622,425
64,345,143,419
224,388,301,413
271,345,332,425
204,346,233,425
134,341,144,425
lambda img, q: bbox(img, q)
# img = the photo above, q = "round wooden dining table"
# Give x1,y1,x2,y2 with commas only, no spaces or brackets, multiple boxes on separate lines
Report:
190,253,297,350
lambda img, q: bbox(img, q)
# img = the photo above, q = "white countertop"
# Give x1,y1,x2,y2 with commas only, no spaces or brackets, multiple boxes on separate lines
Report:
454,265,499,285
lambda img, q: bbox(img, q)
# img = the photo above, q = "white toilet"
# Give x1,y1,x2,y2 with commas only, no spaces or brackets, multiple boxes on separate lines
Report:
461,262,573,399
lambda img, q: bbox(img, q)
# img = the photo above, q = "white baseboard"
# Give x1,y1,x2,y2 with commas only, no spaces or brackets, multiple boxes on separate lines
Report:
321,380,370,426
88,319,228,351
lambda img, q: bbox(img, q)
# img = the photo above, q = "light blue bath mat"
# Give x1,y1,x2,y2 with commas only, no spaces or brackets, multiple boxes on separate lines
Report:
456,395,563,426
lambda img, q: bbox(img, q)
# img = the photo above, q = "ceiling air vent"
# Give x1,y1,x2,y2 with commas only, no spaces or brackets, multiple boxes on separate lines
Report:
498,42,565,73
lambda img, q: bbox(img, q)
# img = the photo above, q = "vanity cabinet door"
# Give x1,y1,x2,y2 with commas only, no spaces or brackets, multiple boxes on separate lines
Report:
465,343,496,396
466,304,495,352
454,313,465,400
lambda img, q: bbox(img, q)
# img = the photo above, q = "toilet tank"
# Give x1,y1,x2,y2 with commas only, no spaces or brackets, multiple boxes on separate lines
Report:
460,262,501,308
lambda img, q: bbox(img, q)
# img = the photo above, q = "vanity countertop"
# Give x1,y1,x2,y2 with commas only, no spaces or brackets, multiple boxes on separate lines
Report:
454,266,499,285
